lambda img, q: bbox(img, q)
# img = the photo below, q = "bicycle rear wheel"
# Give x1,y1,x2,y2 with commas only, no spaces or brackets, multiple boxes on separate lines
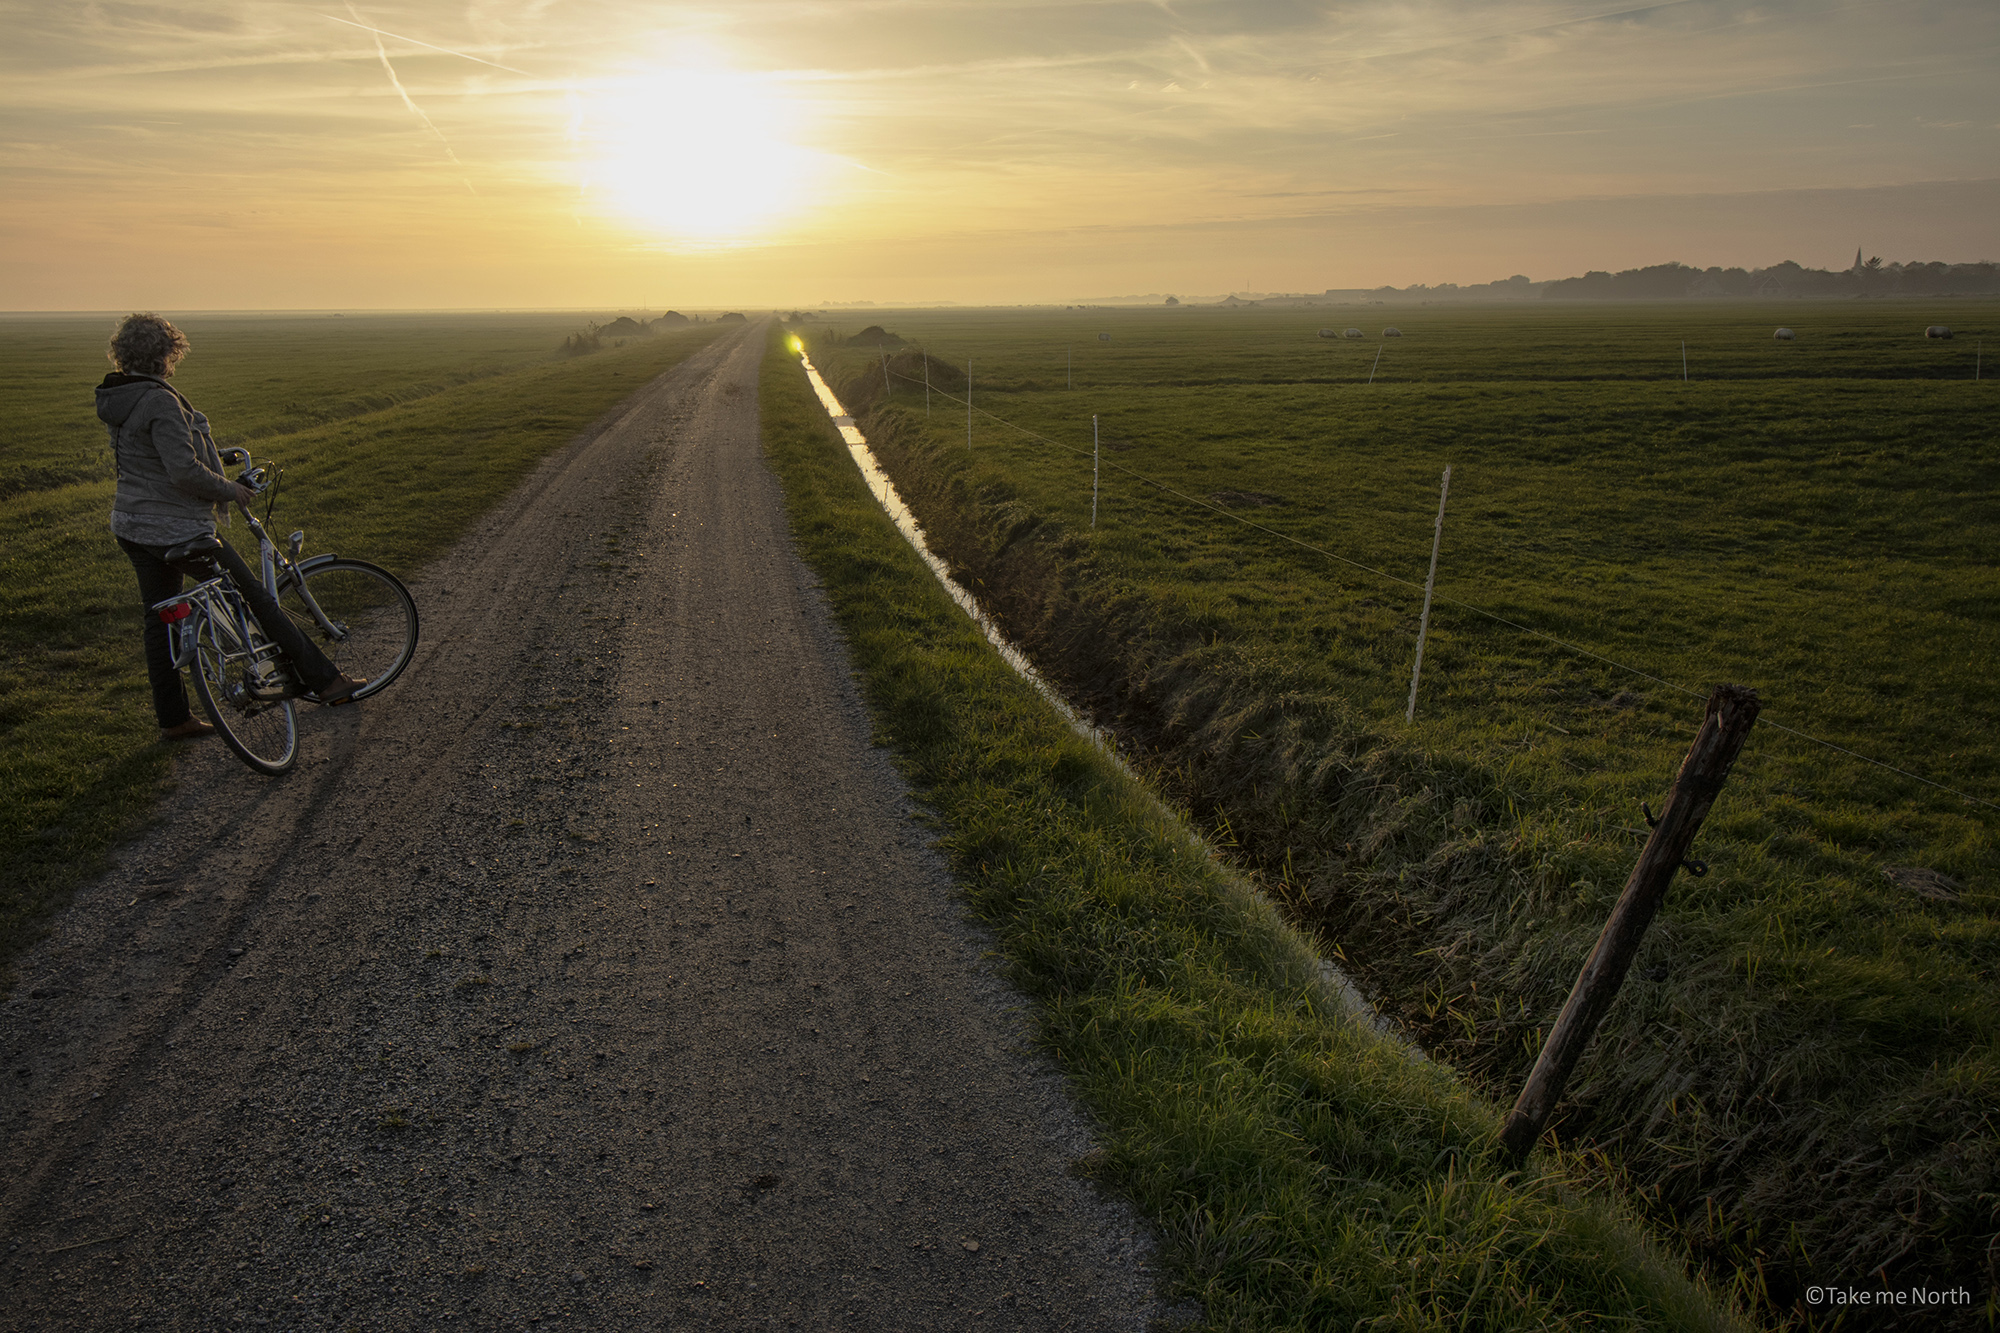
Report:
191,615,299,776
278,559,419,700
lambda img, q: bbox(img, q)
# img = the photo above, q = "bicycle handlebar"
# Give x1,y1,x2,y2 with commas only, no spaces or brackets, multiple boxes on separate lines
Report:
217,446,272,499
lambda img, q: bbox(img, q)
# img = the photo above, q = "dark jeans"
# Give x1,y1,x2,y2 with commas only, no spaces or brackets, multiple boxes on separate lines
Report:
119,534,339,727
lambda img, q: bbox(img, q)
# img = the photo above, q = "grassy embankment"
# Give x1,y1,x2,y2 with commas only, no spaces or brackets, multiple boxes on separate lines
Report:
0,314,722,982
761,323,1746,1330
799,302,1998,1326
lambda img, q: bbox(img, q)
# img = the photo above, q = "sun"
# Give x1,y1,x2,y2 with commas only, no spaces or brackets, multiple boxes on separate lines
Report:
579,66,821,245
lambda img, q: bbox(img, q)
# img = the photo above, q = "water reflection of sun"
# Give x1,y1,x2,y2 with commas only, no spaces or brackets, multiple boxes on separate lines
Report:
578,66,821,245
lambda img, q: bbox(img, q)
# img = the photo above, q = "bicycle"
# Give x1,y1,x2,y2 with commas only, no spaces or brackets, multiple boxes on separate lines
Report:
150,448,419,775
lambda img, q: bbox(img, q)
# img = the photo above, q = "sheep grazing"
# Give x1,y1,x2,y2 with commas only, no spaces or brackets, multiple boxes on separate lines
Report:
1383,327,1403,338
1318,328,1336,339
1774,328,1795,341
1344,327,1363,339
1926,325,1954,339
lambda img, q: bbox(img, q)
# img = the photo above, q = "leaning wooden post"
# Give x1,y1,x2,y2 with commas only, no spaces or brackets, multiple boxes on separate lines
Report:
1497,683,1761,1165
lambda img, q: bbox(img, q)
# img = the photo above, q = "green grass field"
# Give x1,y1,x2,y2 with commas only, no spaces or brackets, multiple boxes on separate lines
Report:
800,301,1998,1325
0,313,721,978
762,324,1746,1331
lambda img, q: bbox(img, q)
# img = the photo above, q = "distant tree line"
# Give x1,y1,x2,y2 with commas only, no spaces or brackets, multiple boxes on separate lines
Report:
1542,259,2000,300
1319,274,1538,304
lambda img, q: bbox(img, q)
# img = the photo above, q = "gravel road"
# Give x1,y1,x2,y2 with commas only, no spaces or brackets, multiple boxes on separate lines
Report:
0,322,1170,1331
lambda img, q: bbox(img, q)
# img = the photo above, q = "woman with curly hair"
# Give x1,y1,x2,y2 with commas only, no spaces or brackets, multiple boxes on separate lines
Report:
97,313,364,742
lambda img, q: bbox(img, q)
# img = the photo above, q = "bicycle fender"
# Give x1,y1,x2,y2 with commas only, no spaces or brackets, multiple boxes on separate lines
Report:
289,553,347,577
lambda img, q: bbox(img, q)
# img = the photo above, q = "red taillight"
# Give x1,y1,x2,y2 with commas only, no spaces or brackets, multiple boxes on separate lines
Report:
158,602,193,624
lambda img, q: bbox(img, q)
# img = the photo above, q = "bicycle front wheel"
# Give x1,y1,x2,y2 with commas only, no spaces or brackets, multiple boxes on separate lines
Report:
191,616,299,776
278,559,419,701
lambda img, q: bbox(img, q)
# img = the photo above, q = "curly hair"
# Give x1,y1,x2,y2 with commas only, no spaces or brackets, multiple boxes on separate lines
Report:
107,313,190,376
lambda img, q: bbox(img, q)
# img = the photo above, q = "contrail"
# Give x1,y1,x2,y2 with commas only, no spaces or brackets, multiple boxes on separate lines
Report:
341,3,462,166
322,13,534,76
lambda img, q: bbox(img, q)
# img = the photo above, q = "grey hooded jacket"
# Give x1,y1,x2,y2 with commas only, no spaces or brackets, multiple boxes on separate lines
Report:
96,373,235,544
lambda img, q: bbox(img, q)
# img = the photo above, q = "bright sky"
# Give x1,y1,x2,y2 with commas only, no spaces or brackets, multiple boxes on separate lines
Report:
2,1,1994,308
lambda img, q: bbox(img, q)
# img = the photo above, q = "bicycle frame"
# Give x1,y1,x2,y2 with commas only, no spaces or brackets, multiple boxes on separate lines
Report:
153,576,292,700
217,449,352,643
147,448,339,694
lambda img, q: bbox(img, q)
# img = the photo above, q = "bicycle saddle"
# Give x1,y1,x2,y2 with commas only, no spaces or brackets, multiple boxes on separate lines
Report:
163,533,225,574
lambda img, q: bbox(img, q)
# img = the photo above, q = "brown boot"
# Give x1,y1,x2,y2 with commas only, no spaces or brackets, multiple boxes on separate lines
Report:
310,674,369,706
160,717,216,742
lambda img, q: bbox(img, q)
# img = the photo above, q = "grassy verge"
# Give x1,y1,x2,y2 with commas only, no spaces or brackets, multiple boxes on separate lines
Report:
0,321,722,983
0,312,648,497
799,307,2000,1327
761,325,1745,1330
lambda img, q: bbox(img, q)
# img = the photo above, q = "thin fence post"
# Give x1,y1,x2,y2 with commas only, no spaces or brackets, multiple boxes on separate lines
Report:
1369,344,1385,385
1405,465,1450,723
1498,684,1761,1164
1091,415,1100,528
966,361,973,450
880,348,892,397
924,354,931,414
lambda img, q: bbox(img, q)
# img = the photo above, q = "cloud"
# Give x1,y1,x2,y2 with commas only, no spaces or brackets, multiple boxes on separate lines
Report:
321,12,536,76
346,3,464,163
2,0,1995,306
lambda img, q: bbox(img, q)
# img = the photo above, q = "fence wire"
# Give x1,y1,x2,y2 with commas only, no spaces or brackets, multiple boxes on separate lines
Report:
836,346,1997,816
